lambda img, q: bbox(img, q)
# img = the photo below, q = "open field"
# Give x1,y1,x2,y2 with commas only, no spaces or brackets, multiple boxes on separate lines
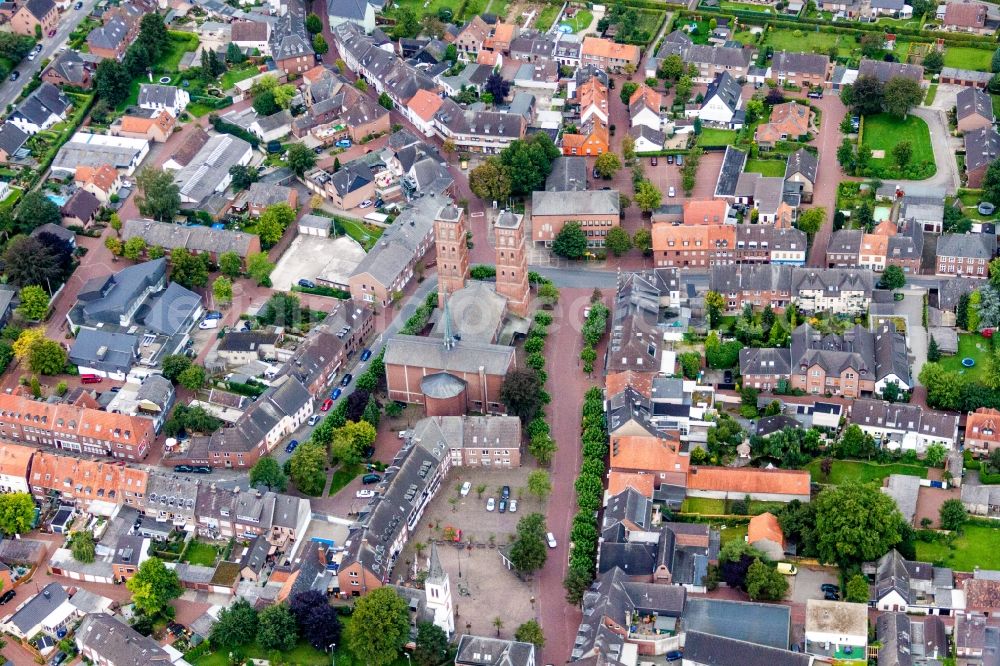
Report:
719,0,774,12
943,46,993,71
804,459,927,484
938,333,992,381
916,524,1000,571
764,28,855,56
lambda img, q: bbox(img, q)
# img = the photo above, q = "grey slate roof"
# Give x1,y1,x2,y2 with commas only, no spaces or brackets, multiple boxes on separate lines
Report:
532,189,619,216
681,598,792,649
331,162,374,196
271,0,314,60
851,398,957,441
136,374,174,409
240,534,270,573
965,126,1000,172
785,148,818,182
455,636,535,666
545,156,588,192
31,222,75,245
69,329,138,374
142,281,202,336
46,50,90,85
87,16,130,53
937,232,996,259
957,86,994,124
755,414,802,437
710,264,792,293
327,0,370,20
76,613,171,666
772,50,830,77
60,189,101,223
715,145,748,197
628,124,665,148
859,58,924,83
22,0,54,20
682,632,811,666
736,225,806,253
791,267,874,297
74,258,167,327
828,229,863,255
703,71,742,113
13,82,69,126
138,84,182,108
0,122,28,156
122,219,258,257
8,583,68,635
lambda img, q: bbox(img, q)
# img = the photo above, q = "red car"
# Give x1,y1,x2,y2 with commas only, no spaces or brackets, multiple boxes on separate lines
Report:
321,398,333,411
48,29,56,37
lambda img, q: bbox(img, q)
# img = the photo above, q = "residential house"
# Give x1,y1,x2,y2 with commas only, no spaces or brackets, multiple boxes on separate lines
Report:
216,332,282,366
943,0,997,32
73,165,121,204
76,613,171,666
580,37,640,72
109,108,176,143
104,374,176,434
42,50,94,89
628,84,661,131
0,443,34,494
432,98,526,154
455,637,535,666
771,51,831,88
953,613,986,661
1,583,76,640
172,133,253,210
69,329,140,380
604,270,675,375
137,84,190,118
803,599,867,661
964,126,1000,188
849,398,958,452
87,16,135,60
878,613,949,665
649,32,752,82
936,232,996,277
710,264,793,311
629,125,665,153
858,58,925,84
455,16,490,60
735,226,807,265
686,466,811,502
410,415,522,468
307,162,375,209
755,102,812,149
578,77,610,126
8,82,70,135
696,71,743,126
965,408,1000,456
561,119,609,156
733,172,796,226
9,0,57,37
271,0,315,75
61,189,101,228
957,86,995,132
406,89,444,136
683,632,813,666
868,549,960,615
683,200,731,226
544,156,588,192
231,20,271,55
792,268,874,313
964,574,1000,616
651,223,736,268
162,127,209,172
0,122,30,163
748,512,786,560
53,133,149,177
327,0,377,33
715,145,748,200
531,189,620,247
244,181,297,217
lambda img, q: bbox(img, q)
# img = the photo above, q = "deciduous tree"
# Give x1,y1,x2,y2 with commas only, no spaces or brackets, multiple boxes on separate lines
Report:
70,530,96,563
501,369,543,423
126,557,182,618
257,603,298,651
136,168,181,222
28,339,66,375
812,482,904,566
250,457,287,491
882,76,923,118
247,252,275,286
289,442,327,495
526,469,552,501
795,207,826,234
508,512,548,575
469,157,511,203
16,285,48,321
605,227,632,256
939,498,967,531
0,493,35,535
745,558,789,601
594,151,622,179
211,599,258,648
346,587,410,666
551,222,588,259
290,590,341,650
287,143,318,176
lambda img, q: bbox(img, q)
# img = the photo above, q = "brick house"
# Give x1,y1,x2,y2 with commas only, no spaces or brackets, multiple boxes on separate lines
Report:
956,87,994,133
964,126,1000,188
578,78,610,126
792,268,874,314
411,415,522,468
531,189,620,247
710,264,793,312
42,50,94,89
770,51,831,88
652,224,735,268
109,109,176,143
28,450,149,509
455,15,490,59
581,37,640,72
935,232,996,277
561,119,609,156
966,408,1000,456
10,0,57,37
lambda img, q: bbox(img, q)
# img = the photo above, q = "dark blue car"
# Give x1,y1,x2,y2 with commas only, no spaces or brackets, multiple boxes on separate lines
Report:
360,348,372,361
285,439,299,454
331,387,342,400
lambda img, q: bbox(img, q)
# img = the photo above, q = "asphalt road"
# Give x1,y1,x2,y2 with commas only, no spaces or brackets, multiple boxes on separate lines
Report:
0,0,101,111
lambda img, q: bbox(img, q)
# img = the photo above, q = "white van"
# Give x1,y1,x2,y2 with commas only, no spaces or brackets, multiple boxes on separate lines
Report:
198,318,219,330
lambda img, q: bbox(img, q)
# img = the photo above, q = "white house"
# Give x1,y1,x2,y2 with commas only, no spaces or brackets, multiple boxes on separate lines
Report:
628,125,665,153
693,71,743,127
250,110,293,143
2,584,78,640
849,399,956,453
137,84,190,118
8,83,70,135
0,443,32,494
804,599,868,659
328,0,377,33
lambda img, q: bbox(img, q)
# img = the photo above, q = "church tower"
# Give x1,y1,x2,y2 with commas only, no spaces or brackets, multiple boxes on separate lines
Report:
434,204,469,308
494,210,530,317
424,542,454,636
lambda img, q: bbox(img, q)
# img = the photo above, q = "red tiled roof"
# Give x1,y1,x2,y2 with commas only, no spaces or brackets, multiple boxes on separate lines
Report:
686,466,810,496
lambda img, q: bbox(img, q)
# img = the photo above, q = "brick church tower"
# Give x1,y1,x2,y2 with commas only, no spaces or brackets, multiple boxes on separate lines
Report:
494,210,529,317
434,204,469,307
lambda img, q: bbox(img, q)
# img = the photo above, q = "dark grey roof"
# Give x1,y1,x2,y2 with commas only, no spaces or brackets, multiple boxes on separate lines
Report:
740,346,792,377
0,122,28,156
433,98,524,140
455,636,535,666
60,189,101,222
22,0,54,20
138,84,182,108
87,16,130,52
711,264,792,293
545,156,588,192
874,321,911,384
785,148,818,182
934,275,980,310
715,146,747,197
8,583,68,634
136,374,174,409
683,632,811,666
140,282,202,337
218,331,280,352
607,271,662,374
772,50,829,77
76,613,171,666
985,626,1000,666
172,133,253,205
736,225,806,253
75,259,167,327
871,0,905,8
532,189,619,216
240,535,270,573
122,219,257,257
271,0,314,60
965,126,1000,172
682,598,792,649
385,334,514,376
755,414,802,437
859,58,924,83
69,329,138,374
331,162,374,196
851,398,956,440
327,0,370,20
13,82,69,126
704,71,741,113
628,124,665,147
46,50,90,85
602,487,653,531
937,232,996,259
254,109,292,133
957,86,994,123
350,195,447,287
31,222,76,245
791,267,874,297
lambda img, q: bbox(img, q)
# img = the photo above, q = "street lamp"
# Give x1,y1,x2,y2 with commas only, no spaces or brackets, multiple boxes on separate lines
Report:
329,643,336,666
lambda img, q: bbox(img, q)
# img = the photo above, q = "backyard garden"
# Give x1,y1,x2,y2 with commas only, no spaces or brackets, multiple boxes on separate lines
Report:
916,523,1000,571
937,333,991,382
859,113,936,180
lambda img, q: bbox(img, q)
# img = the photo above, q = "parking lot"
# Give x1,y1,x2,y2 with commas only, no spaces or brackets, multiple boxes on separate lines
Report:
787,564,839,606
270,234,346,292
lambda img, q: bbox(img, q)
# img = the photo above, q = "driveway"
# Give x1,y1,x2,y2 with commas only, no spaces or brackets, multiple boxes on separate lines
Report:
787,564,839,606
895,287,929,387
888,106,961,193
806,93,853,267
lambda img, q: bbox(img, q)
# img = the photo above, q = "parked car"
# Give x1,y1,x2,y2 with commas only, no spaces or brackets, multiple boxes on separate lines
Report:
204,310,223,320
821,583,839,594
501,485,511,499
0,590,16,605
74,1,82,7
360,348,372,361
191,466,213,474
650,156,658,166
27,52,36,61
285,439,299,453
665,651,683,662
331,387,342,400
308,414,321,426
498,499,507,513
359,200,373,209
723,370,733,384
362,473,381,484
356,489,375,498
9,71,18,82
593,166,601,179
335,139,352,148
509,499,517,513
174,465,193,473
321,398,333,411
486,497,496,511
198,318,218,330
298,278,316,289
313,146,324,154
676,154,684,166
341,373,353,387
777,562,798,575
398,430,408,439
668,186,675,197
667,154,674,165
546,532,557,548
50,652,67,666
824,590,839,601
460,481,472,496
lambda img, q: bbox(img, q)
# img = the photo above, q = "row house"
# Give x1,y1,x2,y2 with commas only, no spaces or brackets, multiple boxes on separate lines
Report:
964,126,1000,188
42,50,95,90
411,415,522,468
733,172,796,226
0,443,33,494
270,0,315,75
196,487,310,550
561,119,609,156
770,51,831,88
785,148,818,203
454,15,491,60
859,58,925,85
432,98,526,154
579,77,610,126
791,267,874,314
628,84,661,132
935,232,996,277
646,30,752,82
849,398,959,453
965,407,1000,456
956,86,995,133
710,264,793,312
29,451,149,511
508,30,581,67
735,225,807,265
9,0,58,37
651,223,735,268
580,36,640,72
0,391,153,459
827,220,923,273
740,321,909,398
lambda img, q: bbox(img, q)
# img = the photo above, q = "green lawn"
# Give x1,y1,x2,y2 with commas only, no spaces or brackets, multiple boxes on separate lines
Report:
682,497,727,514
744,159,787,177
334,217,384,251
938,333,992,381
329,463,362,496
194,640,331,666
160,32,200,73
182,540,219,566
561,9,593,33
943,46,993,71
861,113,935,178
186,102,216,118
220,64,260,91
720,523,748,547
766,28,853,57
804,459,927,484
924,83,938,106
535,4,560,30
720,0,773,12
916,524,1000,571
697,128,739,147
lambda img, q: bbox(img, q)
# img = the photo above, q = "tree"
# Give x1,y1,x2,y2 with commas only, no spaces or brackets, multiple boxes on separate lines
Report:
849,75,885,116
126,557,182,618
253,89,279,115
564,563,594,605
508,512,548,575
258,202,295,249
391,7,420,38
258,603,298,651
247,252,275,286
330,420,377,465
745,558,789,601
892,140,913,168
313,34,328,55
13,191,60,233
860,32,885,58
469,157,511,203
305,12,323,33
657,53,684,80
122,236,146,261
632,227,652,256
70,530,96,563
413,622,449,666
250,457,287,491
346,587,410,666
287,143,318,176
526,469,552,501
529,432,557,465
882,76,923,118
922,49,943,73
705,291,726,329
551,222,588,259
619,81,639,105
634,181,662,213
719,540,767,590
485,72,511,103
177,364,206,391
105,236,123,257
28,339,66,375
813,482,904,566
94,59,131,106
993,46,1000,73
260,292,303,328
501,369,542,422
226,41,246,63
229,164,259,191
498,134,560,196
845,574,870,603
378,92,393,110
212,276,233,305
136,168,181,222
796,207,826,234
16,285,48,321
161,355,192,383
940,498,967,531
290,590,341,650
211,598,259,648
515,620,545,648
983,159,1000,204
3,233,73,289
12,327,43,361
594,151,622,179
290,442,327,495
928,335,941,362
605,227,632,256
0,493,34,535
169,248,209,289
879,265,906,290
